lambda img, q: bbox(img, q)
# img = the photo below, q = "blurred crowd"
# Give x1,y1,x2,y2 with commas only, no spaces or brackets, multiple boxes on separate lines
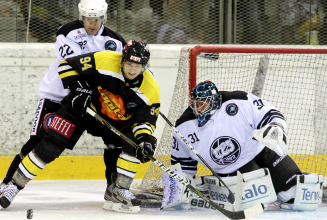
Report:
1,0,327,45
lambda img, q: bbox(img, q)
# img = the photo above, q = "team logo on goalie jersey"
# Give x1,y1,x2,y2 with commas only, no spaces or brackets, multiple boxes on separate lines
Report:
105,40,117,51
210,136,241,165
226,103,238,116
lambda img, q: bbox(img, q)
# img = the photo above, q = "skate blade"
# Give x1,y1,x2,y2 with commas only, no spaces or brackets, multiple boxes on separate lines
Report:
281,203,294,210
103,201,114,211
112,203,140,213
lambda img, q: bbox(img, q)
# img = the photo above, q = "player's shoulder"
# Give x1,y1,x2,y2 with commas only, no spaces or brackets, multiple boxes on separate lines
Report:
139,69,160,98
93,51,123,73
221,91,248,104
176,107,196,127
56,20,83,37
101,26,127,46
142,69,158,86
94,50,122,59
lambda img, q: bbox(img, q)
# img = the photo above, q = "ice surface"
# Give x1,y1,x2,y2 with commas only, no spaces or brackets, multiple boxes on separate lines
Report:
0,180,326,220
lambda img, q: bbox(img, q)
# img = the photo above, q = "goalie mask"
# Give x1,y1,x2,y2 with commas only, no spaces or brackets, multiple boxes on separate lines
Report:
190,80,221,127
78,0,108,23
122,40,150,66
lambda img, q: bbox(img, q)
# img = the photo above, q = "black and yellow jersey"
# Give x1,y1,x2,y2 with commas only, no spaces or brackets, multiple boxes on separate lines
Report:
57,50,160,137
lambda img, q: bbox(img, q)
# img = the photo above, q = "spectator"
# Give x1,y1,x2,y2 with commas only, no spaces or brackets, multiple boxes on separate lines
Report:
19,0,65,42
296,0,323,45
156,23,188,44
278,0,299,44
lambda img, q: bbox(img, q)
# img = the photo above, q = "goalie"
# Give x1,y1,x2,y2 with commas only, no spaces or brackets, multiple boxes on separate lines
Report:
162,80,323,211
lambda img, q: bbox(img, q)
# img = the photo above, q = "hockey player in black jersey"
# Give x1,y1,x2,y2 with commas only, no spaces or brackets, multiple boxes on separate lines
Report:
0,40,160,213
0,0,128,209
162,80,323,211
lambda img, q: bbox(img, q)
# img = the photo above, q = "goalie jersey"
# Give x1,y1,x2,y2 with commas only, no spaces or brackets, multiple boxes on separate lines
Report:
171,91,286,176
58,51,160,137
39,20,126,103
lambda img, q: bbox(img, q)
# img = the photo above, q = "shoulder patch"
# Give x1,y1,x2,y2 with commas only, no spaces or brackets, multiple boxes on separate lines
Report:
105,40,117,51
226,103,238,116
175,107,196,127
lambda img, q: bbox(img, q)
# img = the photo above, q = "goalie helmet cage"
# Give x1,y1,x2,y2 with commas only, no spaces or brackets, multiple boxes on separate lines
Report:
138,45,327,194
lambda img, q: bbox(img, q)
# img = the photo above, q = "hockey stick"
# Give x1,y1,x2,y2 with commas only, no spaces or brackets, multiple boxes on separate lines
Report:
159,112,237,204
87,107,264,219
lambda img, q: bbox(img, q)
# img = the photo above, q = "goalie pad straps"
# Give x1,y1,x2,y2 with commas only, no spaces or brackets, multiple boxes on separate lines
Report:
252,122,288,156
161,163,195,210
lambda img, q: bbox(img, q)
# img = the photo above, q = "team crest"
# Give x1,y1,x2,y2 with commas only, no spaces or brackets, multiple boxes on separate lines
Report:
210,136,241,165
43,113,56,131
105,40,117,51
226,103,238,116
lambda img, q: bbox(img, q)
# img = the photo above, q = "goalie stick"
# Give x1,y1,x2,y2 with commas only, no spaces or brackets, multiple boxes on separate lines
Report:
159,112,237,204
86,107,264,219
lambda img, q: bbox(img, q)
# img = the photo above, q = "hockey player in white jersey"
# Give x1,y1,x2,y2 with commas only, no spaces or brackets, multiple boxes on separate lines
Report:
0,0,126,199
162,80,323,211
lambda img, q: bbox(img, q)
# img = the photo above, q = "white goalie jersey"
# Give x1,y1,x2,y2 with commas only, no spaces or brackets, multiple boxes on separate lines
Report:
38,20,126,102
171,91,287,176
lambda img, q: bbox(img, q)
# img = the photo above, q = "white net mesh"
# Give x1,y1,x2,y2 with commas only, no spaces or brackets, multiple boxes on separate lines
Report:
139,46,327,193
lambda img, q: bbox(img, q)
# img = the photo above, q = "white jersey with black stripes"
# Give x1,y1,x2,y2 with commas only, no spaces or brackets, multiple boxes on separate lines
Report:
171,92,286,176
38,20,126,103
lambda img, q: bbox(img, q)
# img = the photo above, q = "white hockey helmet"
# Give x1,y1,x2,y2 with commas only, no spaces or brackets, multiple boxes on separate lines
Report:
78,0,108,23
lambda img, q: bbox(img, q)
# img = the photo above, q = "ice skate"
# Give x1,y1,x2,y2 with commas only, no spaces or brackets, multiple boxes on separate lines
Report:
103,183,140,213
0,181,20,209
280,202,294,209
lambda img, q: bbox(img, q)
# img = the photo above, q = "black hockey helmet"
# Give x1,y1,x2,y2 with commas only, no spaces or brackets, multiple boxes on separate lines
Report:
122,40,150,66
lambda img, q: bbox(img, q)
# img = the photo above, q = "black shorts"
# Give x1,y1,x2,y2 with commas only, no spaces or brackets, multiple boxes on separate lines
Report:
253,147,301,193
30,98,61,139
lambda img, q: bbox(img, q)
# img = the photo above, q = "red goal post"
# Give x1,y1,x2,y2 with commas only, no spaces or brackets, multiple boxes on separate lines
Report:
139,45,327,193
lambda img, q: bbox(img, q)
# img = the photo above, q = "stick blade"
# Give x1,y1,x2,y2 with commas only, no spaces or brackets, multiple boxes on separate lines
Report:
243,203,265,219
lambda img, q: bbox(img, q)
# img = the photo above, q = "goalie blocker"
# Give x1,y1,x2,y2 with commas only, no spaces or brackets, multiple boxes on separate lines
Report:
161,164,323,211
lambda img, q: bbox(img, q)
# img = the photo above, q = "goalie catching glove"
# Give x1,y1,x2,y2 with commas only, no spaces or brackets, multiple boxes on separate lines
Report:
70,80,92,117
135,133,157,163
252,122,288,156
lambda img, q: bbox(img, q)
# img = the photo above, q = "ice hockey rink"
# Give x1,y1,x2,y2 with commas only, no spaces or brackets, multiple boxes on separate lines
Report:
0,180,326,220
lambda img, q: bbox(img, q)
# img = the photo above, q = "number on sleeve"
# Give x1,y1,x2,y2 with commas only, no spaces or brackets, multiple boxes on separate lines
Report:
172,137,179,151
80,56,93,71
253,99,264,109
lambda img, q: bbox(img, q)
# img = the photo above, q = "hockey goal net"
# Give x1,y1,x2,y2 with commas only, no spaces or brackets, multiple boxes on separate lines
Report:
139,45,327,193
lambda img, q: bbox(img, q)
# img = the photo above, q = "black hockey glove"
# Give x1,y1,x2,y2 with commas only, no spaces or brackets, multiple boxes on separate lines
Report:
135,133,157,163
71,81,92,117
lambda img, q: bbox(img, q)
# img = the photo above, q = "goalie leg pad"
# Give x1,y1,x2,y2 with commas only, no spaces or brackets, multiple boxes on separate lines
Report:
278,173,323,210
192,168,277,212
282,173,324,211
161,163,195,210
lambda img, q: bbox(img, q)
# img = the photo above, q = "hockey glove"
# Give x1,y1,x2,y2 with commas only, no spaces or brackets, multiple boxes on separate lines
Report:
71,81,92,117
252,122,288,156
135,133,157,163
